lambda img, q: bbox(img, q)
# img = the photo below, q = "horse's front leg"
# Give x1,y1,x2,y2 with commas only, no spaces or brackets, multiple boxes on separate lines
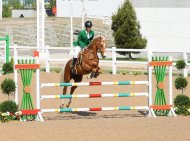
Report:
96,65,103,74
90,66,102,78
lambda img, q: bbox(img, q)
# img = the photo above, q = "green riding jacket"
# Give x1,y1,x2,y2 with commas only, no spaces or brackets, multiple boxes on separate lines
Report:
73,29,94,48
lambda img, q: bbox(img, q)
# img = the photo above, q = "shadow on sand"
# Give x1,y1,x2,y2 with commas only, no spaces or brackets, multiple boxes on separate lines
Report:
43,110,148,121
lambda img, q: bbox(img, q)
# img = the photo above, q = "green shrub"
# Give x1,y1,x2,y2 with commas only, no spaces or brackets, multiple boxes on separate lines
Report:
1,78,16,99
10,57,14,65
0,101,18,113
175,77,188,94
175,60,186,70
174,95,190,115
2,5,11,18
2,62,13,74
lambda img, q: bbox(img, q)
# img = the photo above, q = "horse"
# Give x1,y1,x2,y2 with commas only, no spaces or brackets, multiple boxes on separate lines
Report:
60,35,107,108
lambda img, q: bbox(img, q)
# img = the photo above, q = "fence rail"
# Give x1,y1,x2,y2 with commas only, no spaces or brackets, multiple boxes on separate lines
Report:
0,45,189,77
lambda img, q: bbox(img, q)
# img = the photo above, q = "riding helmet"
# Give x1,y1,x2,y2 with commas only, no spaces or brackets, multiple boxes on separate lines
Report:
85,21,93,28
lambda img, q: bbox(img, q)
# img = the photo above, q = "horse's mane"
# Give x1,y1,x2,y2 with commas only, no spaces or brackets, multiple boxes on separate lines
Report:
88,35,105,48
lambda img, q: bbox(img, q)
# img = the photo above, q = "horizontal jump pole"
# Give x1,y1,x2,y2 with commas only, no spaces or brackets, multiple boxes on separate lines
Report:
149,61,172,66
150,105,173,110
15,64,40,70
41,106,149,113
20,109,41,115
41,81,149,87
40,92,149,99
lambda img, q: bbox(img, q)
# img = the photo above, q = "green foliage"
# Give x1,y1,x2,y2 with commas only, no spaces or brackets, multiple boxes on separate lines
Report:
49,0,56,8
0,100,18,113
10,57,14,65
2,62,13,74
175,77,188,94
176,60,186,70
1,78,16,99
2,5,11,18
44,0,56,9
111,0,147,56
24,0,34,5
174,95,190,115
31,1,36,9
9,0,22,9
52,68,62,73
22,0,36,9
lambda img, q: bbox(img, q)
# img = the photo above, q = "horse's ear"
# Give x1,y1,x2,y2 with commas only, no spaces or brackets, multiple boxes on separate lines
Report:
99,36,102,40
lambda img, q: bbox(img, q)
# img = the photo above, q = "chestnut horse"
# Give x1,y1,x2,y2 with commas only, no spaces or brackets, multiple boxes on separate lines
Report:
60,36,106,108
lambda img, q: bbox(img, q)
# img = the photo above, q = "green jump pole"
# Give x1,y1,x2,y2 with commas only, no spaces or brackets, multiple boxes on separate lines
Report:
0,35,10,63
6,35,10,63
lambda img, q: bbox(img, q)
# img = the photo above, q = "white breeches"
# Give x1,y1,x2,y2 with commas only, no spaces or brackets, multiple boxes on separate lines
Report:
74,46,82,58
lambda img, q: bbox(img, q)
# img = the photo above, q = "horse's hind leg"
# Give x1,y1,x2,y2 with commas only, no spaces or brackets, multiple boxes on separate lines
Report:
60,86,68,108
60,60,72,108
66,75,83,108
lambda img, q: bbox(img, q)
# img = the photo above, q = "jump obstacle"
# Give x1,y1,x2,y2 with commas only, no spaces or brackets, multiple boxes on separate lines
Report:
14,50,176,122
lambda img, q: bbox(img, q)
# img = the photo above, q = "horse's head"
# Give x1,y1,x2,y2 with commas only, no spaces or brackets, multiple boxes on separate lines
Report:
98,36,107,58
89,35,107,58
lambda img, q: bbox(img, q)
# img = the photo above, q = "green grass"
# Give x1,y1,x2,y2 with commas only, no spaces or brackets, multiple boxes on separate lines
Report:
101,67,147,75
40,67,62,73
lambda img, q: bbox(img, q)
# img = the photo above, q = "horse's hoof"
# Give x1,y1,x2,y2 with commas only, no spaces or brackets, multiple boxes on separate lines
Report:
60,104,64,109
66,103,71,108
90,73,95,79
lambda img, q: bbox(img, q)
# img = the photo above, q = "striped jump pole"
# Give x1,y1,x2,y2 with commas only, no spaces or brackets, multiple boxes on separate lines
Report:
41,106,149,113
14,50,176,122
41,81,149,87
40,92,149,99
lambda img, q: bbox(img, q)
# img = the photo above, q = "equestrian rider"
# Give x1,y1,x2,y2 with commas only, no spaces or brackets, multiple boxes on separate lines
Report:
72,21,94,74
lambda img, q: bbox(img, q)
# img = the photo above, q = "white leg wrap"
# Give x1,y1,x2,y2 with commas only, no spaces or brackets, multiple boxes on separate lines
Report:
74,46,82,58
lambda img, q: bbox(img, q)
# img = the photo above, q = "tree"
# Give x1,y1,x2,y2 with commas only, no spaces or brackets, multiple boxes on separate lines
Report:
8,0,21,9
1,78,16,100
51,0,56,8
111,0,147,59
175,77,188,94
2,4,11,18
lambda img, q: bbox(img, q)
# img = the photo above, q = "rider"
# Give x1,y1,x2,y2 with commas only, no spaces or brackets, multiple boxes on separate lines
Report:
71,21,94,74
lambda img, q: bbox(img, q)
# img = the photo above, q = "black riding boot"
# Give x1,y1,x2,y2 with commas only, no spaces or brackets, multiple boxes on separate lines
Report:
71,58,77,74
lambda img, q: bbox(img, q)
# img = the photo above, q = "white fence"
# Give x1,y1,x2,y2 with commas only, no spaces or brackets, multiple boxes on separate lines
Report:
1,45,189,77
0,42,6,63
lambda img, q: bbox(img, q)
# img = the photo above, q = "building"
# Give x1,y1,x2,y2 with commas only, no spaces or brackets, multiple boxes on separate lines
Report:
12,10,37,18
56,0,190,52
